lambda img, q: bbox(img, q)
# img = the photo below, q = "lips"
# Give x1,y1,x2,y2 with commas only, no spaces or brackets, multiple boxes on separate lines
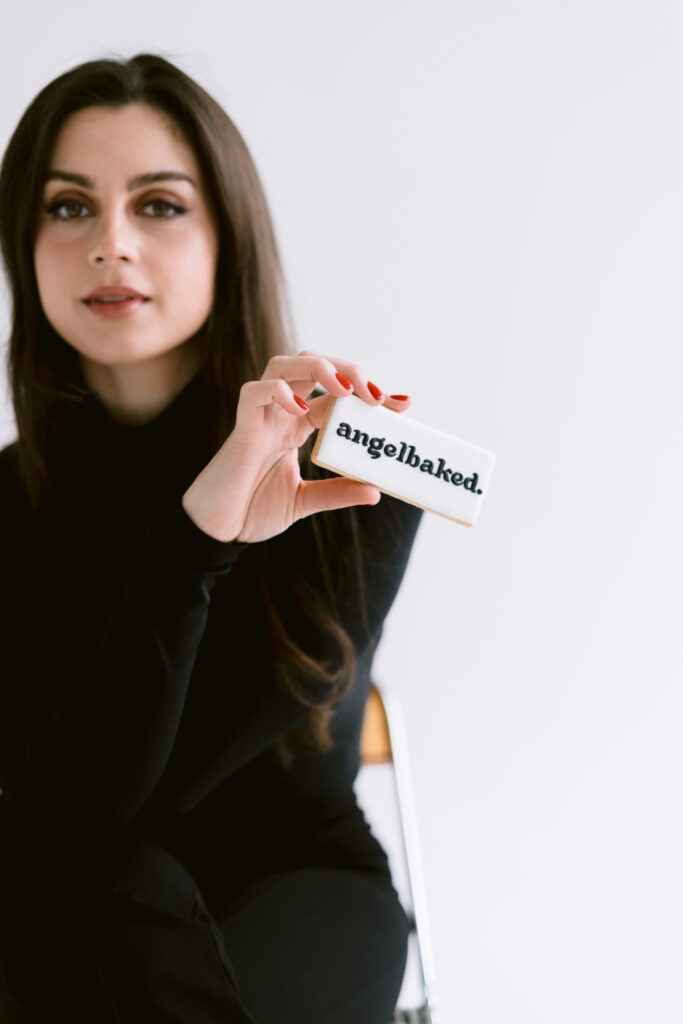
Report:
83,286,150,303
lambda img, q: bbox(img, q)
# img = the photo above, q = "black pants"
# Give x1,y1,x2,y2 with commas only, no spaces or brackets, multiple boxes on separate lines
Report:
1,804,409,1023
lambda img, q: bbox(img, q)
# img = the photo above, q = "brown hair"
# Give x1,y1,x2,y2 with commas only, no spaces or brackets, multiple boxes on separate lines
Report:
0,51,367,755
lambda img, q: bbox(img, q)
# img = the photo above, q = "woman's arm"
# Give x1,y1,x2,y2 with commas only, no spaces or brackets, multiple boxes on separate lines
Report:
0,484,247,848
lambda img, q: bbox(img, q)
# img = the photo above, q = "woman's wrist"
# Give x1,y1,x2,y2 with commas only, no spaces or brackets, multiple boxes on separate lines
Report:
181,485,240,544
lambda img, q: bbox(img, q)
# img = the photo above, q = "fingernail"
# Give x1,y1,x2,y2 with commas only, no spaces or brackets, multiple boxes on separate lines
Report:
390,394,409,401
294,395,309,411
335,372,353,390
367,381,384,401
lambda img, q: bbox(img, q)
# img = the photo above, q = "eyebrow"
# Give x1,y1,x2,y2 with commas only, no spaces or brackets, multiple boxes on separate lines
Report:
43,170,198,191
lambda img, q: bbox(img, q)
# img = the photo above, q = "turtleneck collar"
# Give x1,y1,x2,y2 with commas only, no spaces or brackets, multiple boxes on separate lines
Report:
51,368,213,519
80,368,206,443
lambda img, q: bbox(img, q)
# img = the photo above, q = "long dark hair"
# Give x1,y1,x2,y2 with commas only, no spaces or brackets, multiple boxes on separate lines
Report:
0,52,367,755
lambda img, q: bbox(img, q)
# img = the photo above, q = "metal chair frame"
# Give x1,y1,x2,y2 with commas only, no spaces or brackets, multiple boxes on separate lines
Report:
359,680,440,1024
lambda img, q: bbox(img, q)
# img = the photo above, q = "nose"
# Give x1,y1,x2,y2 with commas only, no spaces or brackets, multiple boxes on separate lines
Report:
87,207,138,265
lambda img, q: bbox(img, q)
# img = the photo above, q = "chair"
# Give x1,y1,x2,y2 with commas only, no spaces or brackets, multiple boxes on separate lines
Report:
357,681,440,1024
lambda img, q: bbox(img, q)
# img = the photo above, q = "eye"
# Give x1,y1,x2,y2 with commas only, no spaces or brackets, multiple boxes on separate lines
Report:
140,198,188,218
44,198,89,220
42,197,188,220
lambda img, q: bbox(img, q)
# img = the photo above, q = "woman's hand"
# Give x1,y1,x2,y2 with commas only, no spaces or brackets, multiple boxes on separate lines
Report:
181,351,412,544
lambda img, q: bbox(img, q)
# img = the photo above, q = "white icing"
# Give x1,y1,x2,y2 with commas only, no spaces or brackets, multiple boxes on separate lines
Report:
311,395,495,526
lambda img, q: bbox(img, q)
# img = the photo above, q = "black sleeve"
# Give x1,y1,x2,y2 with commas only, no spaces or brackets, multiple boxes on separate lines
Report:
0,481,247,845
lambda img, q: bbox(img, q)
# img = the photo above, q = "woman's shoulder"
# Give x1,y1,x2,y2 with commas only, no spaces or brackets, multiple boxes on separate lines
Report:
282,488,423,600
0,440,33,532
346,490,423,563
0,440,19,491
0,442,22,567
0,438,18,458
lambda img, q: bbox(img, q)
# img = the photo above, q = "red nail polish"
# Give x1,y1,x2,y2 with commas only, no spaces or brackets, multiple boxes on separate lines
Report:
294,395,309,411
367,381,384,401
390,394,409,401
335,372,353,390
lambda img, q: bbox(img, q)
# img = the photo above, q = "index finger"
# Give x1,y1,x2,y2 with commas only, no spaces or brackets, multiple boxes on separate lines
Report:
261,354,353,400
296,353,411,411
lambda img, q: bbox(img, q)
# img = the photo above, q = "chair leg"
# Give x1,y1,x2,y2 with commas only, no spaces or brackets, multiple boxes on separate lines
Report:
373,681,441,1024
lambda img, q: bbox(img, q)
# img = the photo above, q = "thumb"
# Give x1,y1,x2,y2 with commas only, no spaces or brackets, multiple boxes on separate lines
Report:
295,477,381,519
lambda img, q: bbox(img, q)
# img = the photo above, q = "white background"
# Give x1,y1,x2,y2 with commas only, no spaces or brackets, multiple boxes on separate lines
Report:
1,3,682,1021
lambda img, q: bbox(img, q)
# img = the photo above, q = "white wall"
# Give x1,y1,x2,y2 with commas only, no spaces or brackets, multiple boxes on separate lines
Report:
2,3,682,1021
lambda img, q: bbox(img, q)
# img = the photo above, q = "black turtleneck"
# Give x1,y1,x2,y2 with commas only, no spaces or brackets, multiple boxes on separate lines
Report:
0,373,422,907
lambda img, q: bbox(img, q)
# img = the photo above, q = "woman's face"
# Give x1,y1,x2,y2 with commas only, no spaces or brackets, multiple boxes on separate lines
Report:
34,103,219,384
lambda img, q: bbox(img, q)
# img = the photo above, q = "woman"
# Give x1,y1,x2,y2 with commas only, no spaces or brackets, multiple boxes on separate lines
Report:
0,53,422,1023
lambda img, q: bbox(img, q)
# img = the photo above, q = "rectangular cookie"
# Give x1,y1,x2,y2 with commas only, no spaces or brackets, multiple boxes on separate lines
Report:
311,394,495,527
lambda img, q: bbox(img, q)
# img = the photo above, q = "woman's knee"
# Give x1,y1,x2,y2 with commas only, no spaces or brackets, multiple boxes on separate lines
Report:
104,839,203,919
